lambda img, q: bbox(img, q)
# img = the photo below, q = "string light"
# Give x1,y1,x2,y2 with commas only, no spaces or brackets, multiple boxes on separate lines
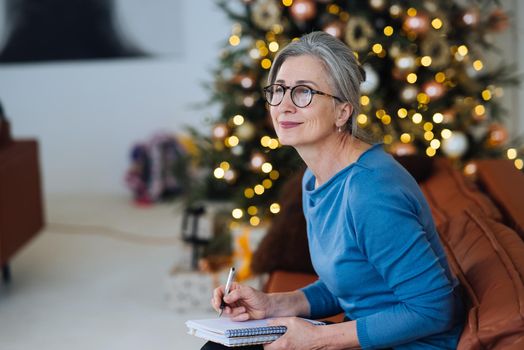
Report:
407,73,417,84
383,135,393,144
433,113,444,123
232,115,245,126
424,131,434,140
506,148,517,159
431,18,443,30
226,136,240,147
262,179,273,189
357,114,368,125
400,133,412,143
229,35,240,46
254,185,265,195
282,0,292,7
268,41,279,52
473,60,483,71
261,58,272,69
412,113,423,124
250,216,260,226
261,162,273,173
435,72,446,83
220,161,230,170
515,159,523,170
482,89,492,101
457,45,468,56
383,26,394,36
474,105,485,116
420,56,432,67
214,168,225,179
260,136,271,147
397,108,408,118
426,147,437,157
270,203,281,214
268,138,279,149
430,139,441,149
244,188,255,198
360,96,370,106
232,208,243,219
247,206,258,215
441,129,452,139
269,170,280,180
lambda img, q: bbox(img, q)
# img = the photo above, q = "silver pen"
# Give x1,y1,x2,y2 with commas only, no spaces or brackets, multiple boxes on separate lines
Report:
218,267,236,317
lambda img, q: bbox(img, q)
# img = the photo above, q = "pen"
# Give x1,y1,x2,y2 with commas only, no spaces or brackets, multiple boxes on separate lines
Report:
218,267,236,317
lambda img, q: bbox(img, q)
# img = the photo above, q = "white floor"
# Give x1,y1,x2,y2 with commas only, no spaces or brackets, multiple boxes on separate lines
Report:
0,194,215,350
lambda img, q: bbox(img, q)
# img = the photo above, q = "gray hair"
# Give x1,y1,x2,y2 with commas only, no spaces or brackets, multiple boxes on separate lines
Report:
268,31,372,143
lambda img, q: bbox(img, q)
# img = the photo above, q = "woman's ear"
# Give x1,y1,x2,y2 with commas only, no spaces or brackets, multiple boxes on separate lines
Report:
336,103,353,128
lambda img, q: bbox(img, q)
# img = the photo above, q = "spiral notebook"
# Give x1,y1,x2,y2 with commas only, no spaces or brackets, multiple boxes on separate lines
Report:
186,317,325,347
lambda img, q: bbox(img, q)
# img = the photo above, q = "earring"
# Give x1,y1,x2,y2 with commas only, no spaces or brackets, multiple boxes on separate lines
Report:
338,126,342,133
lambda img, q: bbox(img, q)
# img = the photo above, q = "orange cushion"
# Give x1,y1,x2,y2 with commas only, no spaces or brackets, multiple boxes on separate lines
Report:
438,208,524,350
476,159,524,240
420,158,501,228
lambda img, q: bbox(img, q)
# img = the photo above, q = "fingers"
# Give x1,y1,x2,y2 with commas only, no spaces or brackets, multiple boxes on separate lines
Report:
211,285,225,311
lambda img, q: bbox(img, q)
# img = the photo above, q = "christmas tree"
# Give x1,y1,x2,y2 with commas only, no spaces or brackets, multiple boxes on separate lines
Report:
188,0,520,226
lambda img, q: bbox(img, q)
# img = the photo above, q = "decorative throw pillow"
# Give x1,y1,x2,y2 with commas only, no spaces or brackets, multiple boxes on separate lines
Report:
438,207,524,349
251,169,315,275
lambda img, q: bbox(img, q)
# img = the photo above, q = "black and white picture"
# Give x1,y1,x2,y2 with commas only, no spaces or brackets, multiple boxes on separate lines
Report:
0,0,183,63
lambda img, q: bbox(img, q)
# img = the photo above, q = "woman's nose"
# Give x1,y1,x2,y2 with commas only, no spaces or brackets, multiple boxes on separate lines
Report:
278,89,296,112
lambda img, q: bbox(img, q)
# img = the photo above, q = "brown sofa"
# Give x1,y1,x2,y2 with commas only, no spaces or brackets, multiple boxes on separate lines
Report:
253,157,524,349
0,114,44,283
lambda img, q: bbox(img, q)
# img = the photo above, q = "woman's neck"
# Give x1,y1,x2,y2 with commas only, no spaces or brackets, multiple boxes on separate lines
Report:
296,134,371,188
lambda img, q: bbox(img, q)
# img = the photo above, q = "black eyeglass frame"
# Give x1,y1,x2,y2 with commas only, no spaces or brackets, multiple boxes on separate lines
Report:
262,83,343,108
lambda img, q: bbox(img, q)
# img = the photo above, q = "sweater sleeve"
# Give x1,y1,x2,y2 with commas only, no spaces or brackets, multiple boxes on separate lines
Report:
350,173,456,349
300,279,343,319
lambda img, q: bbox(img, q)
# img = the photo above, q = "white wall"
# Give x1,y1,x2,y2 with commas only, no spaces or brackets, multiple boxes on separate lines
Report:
0,1,522,196
0,0,230,195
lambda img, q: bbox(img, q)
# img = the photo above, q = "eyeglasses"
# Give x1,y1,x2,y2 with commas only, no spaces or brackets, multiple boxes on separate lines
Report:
262,84,343,108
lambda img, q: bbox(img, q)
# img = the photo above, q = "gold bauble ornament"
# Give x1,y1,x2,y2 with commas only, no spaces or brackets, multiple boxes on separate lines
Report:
290,0,317,22
369,0,387,11
323,20,345,39
236,121,256,140
441,109,456,124
395,53,417,73
461,7,480,27
399,85,419,103
402,13,430,35
463,161,478,180
251,0,281,30
488,8,510,32
250,152,266,169
212,123,229,139
421,34,450,69
441,131,468,158
486,124,509,148
422,81,445,100
345,17,374,51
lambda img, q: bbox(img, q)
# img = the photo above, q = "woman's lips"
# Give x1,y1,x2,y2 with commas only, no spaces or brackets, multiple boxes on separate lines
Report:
279,121,302,129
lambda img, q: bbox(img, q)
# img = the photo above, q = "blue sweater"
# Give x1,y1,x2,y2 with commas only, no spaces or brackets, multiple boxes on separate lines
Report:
301,144,463,349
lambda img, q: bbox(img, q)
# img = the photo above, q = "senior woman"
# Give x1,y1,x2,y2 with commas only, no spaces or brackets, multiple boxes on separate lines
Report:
202,31,464,350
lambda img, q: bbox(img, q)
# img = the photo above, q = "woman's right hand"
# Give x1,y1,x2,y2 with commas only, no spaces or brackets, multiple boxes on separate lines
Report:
211,282,272,321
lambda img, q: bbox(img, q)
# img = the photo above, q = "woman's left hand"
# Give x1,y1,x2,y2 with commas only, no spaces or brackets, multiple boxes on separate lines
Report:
264,317,323,350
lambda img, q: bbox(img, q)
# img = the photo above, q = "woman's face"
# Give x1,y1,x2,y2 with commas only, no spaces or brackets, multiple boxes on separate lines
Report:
269,55,340,148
